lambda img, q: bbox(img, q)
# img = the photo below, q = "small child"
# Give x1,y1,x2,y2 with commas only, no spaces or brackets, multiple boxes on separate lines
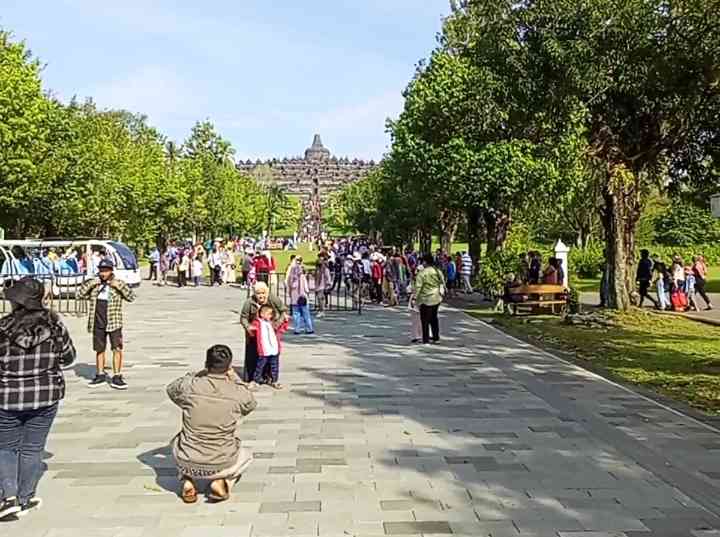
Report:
249,305,285,390
684,265,699,312
407,283,422,343
192,257,204,287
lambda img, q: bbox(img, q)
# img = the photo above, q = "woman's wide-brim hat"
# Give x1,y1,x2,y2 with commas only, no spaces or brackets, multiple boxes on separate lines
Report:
4,277,45,311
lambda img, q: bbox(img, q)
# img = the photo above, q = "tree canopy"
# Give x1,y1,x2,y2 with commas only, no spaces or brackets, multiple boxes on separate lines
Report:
333,0,720,310
0,30,302,249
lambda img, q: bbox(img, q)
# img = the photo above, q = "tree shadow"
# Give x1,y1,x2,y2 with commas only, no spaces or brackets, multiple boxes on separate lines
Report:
71,362,98,382
259,304,720,531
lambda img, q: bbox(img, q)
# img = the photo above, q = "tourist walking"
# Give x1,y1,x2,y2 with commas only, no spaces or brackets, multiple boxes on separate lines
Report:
241,251,254,287
209,247,223,286
460,251,473,294
415,254,445,344
0,278,76,520
407,278,422,344
315,254,332,317
636,250,658,308
177,250,190,287
383,257,399,307
166,345,256,504
192,256,204,287
240,282,288,383
77,259,136,390
693,255,714,310
148,247,160,281
159,248,170,286
287,258,314,334
653,259,672,310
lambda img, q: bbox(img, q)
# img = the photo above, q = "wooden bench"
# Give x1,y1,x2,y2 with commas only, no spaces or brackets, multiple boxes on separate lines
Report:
506,284,568,316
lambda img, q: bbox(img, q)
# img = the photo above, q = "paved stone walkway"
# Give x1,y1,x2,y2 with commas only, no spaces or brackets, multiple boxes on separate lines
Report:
7,285,720,536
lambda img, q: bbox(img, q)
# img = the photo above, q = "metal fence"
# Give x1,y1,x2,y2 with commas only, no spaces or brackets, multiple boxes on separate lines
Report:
244,270,363,315
0,273,88,316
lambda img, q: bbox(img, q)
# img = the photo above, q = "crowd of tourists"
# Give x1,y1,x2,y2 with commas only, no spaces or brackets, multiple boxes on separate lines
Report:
147,238,281,288
1,244,112,279
635,251,713,311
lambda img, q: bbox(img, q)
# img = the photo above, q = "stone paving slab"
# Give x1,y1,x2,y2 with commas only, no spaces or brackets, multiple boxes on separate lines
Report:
5,284,720,536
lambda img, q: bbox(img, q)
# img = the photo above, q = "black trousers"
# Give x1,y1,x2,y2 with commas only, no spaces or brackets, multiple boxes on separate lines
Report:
638,279,656,306
419,303,440,343
695,277,713,307
148,262,158,280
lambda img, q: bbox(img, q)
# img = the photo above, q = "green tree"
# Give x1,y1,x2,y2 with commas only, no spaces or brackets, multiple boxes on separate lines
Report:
0,31,53,236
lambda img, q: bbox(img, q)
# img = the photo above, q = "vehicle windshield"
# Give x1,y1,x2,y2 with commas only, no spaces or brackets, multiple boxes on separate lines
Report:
108,241,139,270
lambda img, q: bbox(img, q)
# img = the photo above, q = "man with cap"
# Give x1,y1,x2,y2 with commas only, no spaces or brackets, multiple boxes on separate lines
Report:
77,259,136,390
0,277,76,520
166,345,257,504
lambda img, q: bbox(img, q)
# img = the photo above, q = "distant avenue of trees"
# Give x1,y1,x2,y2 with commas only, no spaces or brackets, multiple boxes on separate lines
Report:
0,30,300,249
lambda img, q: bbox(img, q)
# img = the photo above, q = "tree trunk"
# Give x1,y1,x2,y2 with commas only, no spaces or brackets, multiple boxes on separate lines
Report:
439,210,460,254
600,165,642,310
466,207,483,262
419,228,432,255
484,209,511,255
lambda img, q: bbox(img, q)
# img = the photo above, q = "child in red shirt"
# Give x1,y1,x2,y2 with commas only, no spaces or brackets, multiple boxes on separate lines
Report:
248,305,287,390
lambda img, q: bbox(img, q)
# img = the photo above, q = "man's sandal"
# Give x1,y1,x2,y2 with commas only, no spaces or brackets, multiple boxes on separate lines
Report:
181,478,198,504
207,479,230,502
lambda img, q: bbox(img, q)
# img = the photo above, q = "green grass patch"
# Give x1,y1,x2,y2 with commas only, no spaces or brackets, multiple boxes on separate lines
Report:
466,308,720,415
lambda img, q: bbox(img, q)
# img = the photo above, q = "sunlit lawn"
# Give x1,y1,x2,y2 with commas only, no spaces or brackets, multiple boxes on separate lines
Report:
467,308,720,414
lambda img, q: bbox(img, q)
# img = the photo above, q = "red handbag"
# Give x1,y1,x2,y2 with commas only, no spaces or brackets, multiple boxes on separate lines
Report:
671,289,688,312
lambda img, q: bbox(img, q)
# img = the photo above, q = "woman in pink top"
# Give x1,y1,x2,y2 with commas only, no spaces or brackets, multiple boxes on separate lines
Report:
693,255,713,310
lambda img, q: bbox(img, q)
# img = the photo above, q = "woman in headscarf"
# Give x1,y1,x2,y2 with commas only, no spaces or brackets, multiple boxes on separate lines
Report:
286,257,314,335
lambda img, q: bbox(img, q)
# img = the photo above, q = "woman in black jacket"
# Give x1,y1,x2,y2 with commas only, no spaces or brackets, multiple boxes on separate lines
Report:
0,278,76,520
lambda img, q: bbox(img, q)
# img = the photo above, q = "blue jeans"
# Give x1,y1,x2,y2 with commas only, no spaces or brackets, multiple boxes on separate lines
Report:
292,304,314,334
657,279,669,310
0,403,58,502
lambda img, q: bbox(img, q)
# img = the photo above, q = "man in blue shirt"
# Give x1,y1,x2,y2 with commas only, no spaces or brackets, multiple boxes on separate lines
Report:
148,248,160,281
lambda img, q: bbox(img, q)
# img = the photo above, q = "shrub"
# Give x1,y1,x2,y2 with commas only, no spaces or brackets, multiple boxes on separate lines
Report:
477,250,520,298
654,205,720,246
569,242,604,278
644,244,720,266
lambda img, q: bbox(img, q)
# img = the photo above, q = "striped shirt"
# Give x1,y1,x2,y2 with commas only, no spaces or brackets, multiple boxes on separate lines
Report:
461,254,473,276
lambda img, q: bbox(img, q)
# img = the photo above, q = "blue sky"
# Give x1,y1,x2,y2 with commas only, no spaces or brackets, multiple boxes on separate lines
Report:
1,1,449,161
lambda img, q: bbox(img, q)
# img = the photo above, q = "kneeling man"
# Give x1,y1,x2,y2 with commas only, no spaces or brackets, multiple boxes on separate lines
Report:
167,345,256,503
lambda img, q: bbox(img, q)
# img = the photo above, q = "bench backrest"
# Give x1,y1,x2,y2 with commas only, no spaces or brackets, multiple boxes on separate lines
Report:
509,284,565,295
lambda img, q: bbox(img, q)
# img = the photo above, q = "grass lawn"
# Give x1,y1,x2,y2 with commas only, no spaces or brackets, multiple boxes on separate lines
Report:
572,266,720,294
466,308,720,415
